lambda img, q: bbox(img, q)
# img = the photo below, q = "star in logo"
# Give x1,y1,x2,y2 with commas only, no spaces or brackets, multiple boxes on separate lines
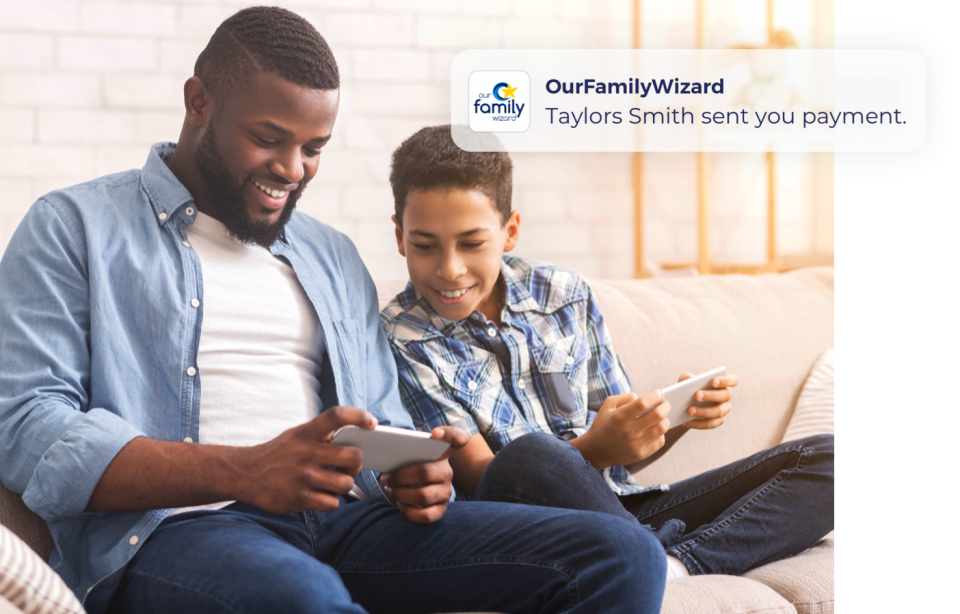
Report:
500,84,519,99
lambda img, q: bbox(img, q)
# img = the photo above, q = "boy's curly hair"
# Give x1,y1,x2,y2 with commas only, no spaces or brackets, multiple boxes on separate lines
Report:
389,125,513,226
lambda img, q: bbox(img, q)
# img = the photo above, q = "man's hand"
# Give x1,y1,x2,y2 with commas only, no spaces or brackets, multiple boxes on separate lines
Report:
378,426,469,524
570,391,671,470
87,405,379,514
235,406,377,514
676,372,739,430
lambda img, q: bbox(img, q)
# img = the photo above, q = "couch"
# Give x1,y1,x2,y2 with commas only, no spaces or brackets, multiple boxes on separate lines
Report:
0,267,834,614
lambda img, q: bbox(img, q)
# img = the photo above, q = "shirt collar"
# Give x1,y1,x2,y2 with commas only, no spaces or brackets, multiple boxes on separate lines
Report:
141,142,195,226
140,142,290,246
500,257,540,313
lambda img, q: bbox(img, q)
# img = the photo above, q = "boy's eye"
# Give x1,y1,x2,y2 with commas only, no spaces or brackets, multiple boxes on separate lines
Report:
412,243,437,251
461,242,484,249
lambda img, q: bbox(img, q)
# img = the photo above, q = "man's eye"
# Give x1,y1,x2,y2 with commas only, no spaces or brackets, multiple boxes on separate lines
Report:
254,135,279,147
304,147,321,157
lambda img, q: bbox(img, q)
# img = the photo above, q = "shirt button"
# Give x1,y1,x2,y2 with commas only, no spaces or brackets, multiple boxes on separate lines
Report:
183,436,194,443
565,355,575,366
186,366,197,376
518,379,526,389
182,240,191,249
467,380,478,391
185,207,195,216
486,328,497,337
129,535,139,546
158,212,167,221
190,298,200,308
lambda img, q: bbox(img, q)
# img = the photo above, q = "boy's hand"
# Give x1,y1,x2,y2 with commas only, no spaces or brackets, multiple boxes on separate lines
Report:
570,391,671,470
378,426,469,524
677,372,739,430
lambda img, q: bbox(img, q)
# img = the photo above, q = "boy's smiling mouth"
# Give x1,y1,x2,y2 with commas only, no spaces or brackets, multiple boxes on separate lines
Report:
433,286,475,304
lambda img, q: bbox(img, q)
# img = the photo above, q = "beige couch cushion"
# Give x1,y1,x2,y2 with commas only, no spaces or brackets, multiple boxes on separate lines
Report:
662,575,796,614
744,535,834,614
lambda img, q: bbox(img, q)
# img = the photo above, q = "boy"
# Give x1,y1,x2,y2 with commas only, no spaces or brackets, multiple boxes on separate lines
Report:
380,125,834,579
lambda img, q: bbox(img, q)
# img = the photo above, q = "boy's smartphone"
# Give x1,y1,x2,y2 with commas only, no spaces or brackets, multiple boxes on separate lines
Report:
647,366,728,428
329,425,451,473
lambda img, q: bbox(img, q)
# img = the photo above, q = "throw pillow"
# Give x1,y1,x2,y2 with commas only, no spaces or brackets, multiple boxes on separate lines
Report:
782,348,834,443
0,523,84,614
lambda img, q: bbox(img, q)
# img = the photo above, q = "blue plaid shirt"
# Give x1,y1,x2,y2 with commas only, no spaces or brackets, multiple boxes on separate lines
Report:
381,256,656,496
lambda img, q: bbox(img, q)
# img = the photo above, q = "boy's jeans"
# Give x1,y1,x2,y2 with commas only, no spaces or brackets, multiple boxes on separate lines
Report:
475,432,834,576
106,497,666,614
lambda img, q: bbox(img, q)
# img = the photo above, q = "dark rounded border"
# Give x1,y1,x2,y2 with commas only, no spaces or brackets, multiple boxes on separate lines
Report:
834,26,947,174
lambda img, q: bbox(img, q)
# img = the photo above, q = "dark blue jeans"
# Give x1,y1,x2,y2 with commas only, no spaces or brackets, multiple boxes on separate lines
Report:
107,497,666,614
475,432,834,576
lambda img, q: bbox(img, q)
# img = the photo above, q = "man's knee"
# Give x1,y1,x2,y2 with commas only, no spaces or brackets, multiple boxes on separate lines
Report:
241,563,359,614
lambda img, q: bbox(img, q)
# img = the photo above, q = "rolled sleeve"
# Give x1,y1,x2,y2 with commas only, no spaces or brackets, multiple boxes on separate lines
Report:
0,199,143,520
24,406,144,520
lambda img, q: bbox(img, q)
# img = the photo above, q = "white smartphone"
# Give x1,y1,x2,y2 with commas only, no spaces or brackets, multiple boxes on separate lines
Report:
650,366,728,428
329,425,451,473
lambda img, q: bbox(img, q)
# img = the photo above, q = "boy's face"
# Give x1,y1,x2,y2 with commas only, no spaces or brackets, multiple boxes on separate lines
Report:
394,189,519,323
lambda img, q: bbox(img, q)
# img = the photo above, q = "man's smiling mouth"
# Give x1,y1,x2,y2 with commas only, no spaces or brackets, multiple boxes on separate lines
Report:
253,179,288,198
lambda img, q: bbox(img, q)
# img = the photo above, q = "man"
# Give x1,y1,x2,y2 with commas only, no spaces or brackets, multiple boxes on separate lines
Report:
0,6,666,614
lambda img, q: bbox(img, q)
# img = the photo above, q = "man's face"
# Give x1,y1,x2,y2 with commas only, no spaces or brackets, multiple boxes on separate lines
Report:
395,189,519,322
194,70,339,247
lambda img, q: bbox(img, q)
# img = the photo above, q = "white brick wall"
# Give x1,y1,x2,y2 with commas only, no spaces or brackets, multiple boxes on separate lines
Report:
0,0,831,281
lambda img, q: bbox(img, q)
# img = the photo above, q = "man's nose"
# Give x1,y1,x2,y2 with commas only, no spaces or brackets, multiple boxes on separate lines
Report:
437,252,467,280
270,146,305,186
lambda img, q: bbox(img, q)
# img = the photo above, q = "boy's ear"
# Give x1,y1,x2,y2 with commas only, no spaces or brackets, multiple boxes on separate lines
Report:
392,214,406,256
502,210,521,252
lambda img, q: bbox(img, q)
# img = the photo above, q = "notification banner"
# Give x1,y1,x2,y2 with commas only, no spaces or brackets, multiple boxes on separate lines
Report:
450,49,925,152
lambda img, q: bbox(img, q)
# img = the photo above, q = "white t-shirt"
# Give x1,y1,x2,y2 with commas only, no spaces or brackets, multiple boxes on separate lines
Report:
173,211,326,512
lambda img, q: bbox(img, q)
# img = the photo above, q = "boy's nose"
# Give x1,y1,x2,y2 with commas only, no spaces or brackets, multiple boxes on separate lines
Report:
437,254,467,280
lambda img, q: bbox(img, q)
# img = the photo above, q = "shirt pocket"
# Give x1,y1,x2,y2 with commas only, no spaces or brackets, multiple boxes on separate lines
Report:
530,333,589,422
435,354,507,432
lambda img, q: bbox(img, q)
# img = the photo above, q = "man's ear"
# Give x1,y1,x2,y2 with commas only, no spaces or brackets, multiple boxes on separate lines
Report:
502,210,521,252
392,214,406,257
183,76,212,129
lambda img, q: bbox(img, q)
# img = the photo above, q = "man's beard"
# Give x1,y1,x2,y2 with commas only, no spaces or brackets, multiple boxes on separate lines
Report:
194,121,305,248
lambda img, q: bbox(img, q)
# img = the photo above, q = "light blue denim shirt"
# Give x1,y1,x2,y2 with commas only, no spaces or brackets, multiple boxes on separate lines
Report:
0,143,411,613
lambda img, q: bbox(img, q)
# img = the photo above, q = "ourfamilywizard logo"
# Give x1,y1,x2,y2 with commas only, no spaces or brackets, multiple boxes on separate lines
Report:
468,71,530,132
473,82,526,120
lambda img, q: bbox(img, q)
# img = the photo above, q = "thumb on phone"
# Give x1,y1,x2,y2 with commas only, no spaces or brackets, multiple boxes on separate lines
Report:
429,426,469,462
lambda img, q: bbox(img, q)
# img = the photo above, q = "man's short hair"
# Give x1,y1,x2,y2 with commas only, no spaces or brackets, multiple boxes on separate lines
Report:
194,6,338,106
390,125,513,227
